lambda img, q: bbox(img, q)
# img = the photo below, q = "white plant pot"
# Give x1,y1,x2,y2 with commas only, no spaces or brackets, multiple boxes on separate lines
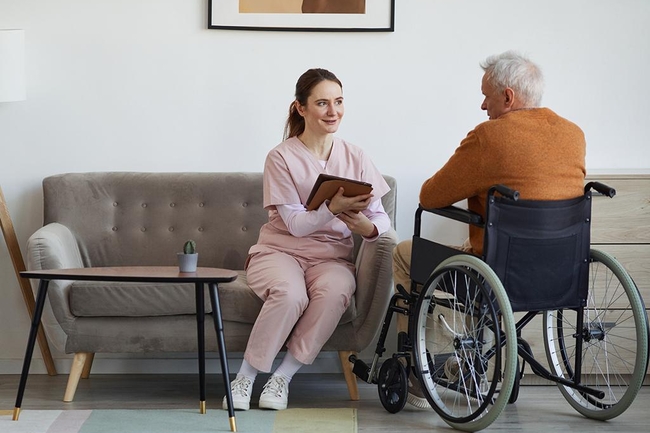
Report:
177,253,198,273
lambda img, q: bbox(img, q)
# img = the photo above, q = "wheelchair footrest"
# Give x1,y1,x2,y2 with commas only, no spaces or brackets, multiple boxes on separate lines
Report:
351,358,373,383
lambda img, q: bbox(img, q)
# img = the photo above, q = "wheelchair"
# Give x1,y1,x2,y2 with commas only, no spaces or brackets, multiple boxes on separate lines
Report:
349,182,649,432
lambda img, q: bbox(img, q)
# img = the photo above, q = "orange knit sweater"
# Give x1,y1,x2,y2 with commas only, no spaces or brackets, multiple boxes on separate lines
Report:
420,108,586,255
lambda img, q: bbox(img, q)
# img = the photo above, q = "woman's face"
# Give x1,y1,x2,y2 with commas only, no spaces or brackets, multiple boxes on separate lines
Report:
297,79,344,136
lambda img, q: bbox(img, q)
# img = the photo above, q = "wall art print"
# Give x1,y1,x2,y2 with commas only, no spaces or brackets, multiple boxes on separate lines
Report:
208,0,395,32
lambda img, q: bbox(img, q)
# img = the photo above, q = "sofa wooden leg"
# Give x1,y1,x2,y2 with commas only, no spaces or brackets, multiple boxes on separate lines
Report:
81,352,94,379
338,351,359,401
64,352,89,402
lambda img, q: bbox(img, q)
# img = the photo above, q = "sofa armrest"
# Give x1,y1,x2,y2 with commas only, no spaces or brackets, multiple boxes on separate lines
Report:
352,229,398,349
27,222,84,270
26,223,84,329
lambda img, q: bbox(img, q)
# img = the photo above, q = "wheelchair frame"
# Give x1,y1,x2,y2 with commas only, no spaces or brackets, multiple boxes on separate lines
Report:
350,182,649,432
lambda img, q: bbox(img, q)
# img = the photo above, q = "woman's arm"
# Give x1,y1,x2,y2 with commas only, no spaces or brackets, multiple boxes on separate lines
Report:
277,196,389,239
337,199,390,240
362,199,391,240
277,203,337,237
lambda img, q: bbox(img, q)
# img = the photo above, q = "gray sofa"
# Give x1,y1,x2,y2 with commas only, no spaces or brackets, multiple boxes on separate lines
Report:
26,172,398,402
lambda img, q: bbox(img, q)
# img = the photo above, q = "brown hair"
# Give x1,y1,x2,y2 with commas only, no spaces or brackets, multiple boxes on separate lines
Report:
283,68,343,139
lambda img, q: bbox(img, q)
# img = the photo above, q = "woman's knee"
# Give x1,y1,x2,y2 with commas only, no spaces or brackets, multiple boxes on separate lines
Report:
267,281,309,310
307,278,355,310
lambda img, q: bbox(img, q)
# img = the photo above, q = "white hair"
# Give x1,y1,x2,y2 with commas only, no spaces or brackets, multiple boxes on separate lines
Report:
480,51,544,107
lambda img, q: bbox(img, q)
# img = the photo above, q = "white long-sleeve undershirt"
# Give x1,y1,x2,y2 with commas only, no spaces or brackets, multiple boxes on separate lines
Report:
277,199,391,241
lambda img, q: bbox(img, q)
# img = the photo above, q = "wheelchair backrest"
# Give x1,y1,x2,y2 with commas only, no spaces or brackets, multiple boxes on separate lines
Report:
484,192,592,312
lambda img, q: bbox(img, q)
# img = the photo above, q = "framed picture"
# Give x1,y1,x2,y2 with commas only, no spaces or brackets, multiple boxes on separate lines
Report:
208,0,395,32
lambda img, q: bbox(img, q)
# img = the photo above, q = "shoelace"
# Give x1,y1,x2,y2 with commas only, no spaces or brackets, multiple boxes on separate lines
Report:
232,377,252,397
262,376,287,397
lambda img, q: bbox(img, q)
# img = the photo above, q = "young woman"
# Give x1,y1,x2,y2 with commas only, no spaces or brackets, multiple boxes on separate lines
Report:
223,68,391,411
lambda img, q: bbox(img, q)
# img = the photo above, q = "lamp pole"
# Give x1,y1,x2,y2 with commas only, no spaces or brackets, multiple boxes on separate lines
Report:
1,29,57,376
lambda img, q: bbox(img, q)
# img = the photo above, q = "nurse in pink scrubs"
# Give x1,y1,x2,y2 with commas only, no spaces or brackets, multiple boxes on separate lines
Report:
223,68,391,411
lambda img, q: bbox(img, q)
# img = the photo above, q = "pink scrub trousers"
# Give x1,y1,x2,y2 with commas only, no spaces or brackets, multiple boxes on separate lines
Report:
244,250,356,372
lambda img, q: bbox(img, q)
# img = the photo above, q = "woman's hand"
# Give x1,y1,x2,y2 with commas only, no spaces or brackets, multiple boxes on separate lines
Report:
327,187,378,237
327,187,373,215
337,210,378,237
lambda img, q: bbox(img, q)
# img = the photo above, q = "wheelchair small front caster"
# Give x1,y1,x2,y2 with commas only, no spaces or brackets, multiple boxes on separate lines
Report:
377,357,408,413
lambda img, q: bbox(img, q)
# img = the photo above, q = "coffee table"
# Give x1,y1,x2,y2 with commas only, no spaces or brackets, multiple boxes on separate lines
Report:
13,266,240,432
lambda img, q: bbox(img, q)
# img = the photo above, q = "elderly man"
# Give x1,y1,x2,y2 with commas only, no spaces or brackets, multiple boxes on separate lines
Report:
395,50,586,408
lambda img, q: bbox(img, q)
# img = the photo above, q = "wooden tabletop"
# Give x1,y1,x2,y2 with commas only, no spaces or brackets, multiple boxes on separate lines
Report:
20,266,239,283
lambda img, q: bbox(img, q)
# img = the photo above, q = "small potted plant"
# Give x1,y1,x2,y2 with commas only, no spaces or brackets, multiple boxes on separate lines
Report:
178,239,198,272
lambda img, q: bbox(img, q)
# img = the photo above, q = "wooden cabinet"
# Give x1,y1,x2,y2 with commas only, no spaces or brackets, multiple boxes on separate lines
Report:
589,176,650,244
589,175,649,381
589,175,650,305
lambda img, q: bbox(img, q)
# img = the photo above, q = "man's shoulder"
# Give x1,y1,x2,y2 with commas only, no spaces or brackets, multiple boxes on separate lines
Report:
540,108,583,130
475,108,582,132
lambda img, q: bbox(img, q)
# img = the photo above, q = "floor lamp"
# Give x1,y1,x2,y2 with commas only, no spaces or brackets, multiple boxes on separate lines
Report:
1,29,57,376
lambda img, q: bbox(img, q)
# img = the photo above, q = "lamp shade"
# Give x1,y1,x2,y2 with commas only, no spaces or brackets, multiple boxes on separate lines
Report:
0,29,26,102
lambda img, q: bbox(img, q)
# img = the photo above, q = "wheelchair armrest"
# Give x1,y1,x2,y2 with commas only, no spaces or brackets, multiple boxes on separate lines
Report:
489,184,519,201
585,181,616,198
418,205,485,227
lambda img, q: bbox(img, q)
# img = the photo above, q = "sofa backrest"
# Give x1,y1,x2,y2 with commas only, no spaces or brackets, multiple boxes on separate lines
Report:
42,172,396,269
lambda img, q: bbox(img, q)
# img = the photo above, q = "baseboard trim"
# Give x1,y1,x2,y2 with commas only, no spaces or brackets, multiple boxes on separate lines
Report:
0,352,344,375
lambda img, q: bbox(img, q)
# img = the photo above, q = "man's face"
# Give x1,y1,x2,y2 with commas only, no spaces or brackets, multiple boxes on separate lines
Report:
480,73,508,120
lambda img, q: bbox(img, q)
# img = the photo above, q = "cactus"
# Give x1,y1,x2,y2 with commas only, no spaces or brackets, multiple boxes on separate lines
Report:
183,239,196,255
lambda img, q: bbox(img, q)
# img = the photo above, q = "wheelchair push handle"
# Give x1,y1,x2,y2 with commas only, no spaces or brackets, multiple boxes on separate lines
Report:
489,184,520,201
585,181,616,198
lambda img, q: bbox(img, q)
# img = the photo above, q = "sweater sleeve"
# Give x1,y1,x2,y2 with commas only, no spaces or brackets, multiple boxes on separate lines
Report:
419,129,485,208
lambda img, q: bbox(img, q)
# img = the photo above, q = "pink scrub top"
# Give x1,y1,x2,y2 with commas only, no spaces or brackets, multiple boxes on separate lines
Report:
249,136,391,262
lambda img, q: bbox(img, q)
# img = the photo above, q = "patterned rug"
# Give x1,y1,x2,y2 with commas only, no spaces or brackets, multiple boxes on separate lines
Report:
0,408,357,433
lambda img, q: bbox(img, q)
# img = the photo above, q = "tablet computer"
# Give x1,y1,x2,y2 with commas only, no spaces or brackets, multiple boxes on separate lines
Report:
305,174,373,211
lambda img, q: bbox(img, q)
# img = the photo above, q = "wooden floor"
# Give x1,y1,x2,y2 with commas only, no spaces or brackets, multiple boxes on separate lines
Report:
1,373,648,432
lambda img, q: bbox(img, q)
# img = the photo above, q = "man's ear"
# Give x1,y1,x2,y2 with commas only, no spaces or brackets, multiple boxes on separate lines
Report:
504,88,515,108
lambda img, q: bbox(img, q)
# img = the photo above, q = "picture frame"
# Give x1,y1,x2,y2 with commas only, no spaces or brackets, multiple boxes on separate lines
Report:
208,0,395,32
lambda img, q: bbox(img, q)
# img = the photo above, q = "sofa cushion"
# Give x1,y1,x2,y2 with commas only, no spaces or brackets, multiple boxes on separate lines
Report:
69,270,357,324
42,173,266,269
70,281,216,317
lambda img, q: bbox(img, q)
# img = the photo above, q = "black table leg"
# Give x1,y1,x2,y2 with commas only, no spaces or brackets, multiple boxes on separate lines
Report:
209,282,236,432
195,282,206,414
13,279,49,421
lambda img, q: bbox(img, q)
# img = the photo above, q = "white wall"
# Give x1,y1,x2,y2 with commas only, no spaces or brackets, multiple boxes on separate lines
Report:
1,0,649,374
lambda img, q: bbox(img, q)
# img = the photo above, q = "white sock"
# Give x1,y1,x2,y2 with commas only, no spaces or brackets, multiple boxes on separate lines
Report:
273,351,304,381
237,360,258,382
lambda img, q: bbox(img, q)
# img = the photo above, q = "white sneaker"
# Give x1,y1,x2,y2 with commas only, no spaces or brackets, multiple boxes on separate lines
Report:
259,374,289,410
406,374,431,409
223,375,253,411
444,355,462,382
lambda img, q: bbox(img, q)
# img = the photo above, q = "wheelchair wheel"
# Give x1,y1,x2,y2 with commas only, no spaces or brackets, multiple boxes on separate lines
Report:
543,249,649,420
507,358,521,404
412,255,518,432
377,357,408,414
